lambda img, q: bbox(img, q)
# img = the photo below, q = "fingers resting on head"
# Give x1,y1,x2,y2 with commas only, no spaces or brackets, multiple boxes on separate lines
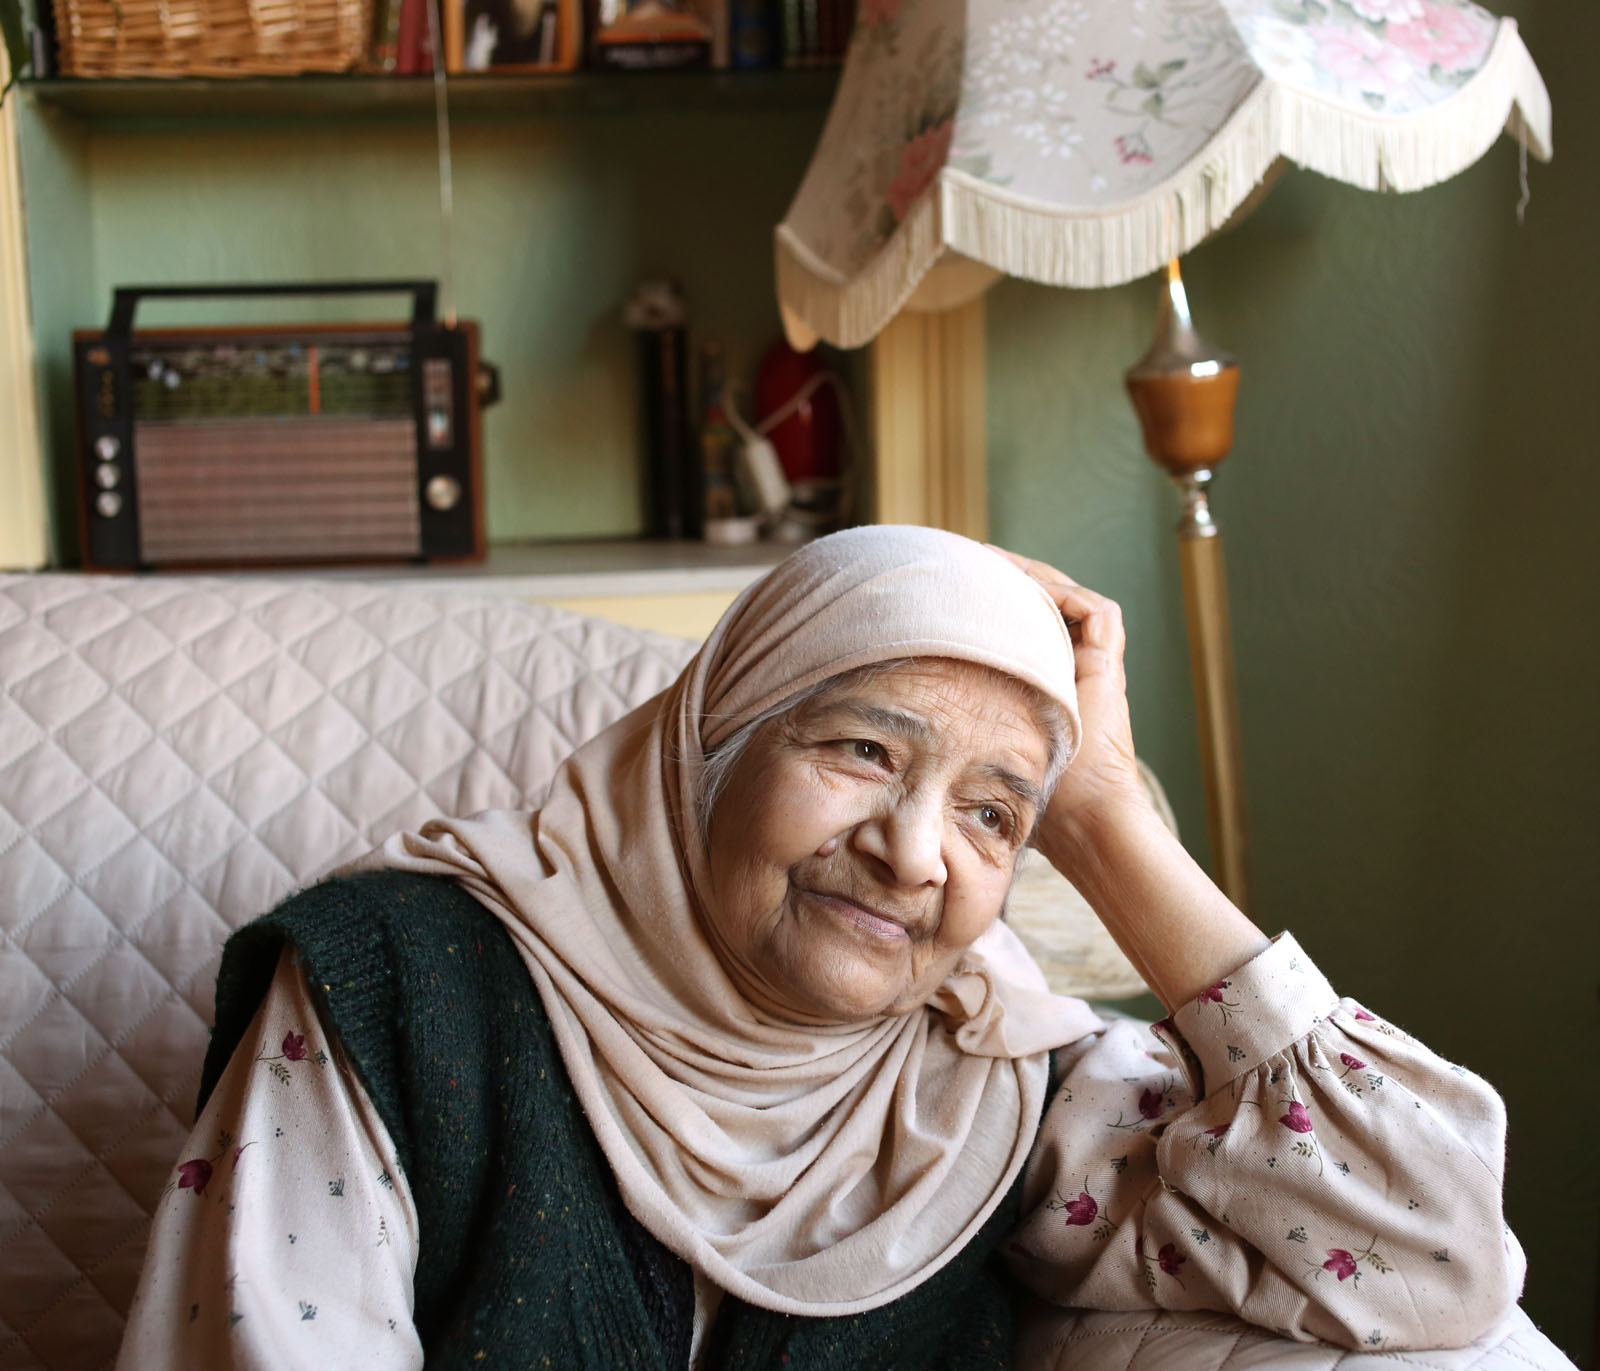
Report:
985,543,1125,657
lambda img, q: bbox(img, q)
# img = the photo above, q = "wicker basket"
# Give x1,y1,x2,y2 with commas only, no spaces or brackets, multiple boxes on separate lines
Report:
53,0,372,76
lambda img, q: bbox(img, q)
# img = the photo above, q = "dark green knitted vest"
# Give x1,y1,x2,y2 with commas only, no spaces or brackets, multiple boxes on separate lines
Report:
201,870,1021,1370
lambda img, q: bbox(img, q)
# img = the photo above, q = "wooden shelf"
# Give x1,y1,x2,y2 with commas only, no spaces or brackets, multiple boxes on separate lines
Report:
231,537,792,598
19,67,840,125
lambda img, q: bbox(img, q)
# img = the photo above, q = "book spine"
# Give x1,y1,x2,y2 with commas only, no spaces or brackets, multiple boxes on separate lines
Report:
395,0,423,73
372,0,402,71
638,328,699,540
442,0,465,72
780,0,801,67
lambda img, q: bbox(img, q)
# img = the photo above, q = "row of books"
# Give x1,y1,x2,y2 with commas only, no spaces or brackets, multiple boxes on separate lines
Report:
368,0,855,75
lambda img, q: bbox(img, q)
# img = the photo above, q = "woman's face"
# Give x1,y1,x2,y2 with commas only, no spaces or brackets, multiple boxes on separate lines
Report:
704,660,1054,1022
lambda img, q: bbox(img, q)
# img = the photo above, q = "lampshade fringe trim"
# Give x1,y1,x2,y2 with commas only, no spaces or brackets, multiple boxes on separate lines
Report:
777,22,1550,350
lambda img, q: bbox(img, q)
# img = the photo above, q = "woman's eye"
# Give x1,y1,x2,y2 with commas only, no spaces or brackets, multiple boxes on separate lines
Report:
974,804,1008,833
848,739,884,763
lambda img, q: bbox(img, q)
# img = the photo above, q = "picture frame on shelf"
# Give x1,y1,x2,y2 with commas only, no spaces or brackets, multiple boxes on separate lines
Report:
447,0,582,73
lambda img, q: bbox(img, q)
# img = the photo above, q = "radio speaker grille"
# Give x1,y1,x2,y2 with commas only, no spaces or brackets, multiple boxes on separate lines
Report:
134,418,421,563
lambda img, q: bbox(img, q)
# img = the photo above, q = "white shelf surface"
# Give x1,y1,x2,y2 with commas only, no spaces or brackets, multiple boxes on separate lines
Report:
274,538,792,599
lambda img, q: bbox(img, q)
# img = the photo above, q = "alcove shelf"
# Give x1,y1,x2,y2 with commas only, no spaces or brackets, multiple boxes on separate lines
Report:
8,65,847,568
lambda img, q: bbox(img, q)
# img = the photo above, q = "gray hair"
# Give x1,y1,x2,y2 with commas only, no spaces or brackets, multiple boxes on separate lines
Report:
697,659,1074,842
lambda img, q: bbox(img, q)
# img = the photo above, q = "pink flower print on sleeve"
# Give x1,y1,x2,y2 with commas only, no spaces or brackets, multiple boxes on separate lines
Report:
1323,1249,1358,1281
1062,1191,1098,1226
1047,1181,1114,1240
1336,1049,1385,1097
1110,1078,1176,1130
1136,1236,1189,1289
177,1158,213,1196
1194,979,1240,1023
1351,1005,1376,1021
1279,1101,1314,1133
257,1028,314,1081
1311,1236,1393,1285
1277,1100,1325,1173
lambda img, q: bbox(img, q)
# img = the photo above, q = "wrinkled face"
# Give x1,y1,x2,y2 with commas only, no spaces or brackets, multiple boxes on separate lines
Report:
703,660,1054,1023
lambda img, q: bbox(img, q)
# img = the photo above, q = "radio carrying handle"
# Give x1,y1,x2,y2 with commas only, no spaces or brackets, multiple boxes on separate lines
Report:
106,281,440,339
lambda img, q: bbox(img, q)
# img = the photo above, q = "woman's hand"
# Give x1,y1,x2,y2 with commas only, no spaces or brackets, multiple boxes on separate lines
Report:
989,544,1268,1010
986,547,1151,843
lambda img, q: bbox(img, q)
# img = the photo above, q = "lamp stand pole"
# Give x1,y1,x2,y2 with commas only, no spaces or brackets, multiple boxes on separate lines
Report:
1124,261,1252,914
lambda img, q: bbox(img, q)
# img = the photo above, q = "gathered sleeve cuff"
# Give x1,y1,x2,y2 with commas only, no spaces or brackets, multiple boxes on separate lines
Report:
1152,932,1337,1101
1008,933,1525,1353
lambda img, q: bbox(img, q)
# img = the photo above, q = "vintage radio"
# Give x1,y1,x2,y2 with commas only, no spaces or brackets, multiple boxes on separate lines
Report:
74,281,490,571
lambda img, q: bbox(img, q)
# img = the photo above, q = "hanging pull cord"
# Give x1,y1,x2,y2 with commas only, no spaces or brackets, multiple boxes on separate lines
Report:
1516,138,1530,227
425,0,458,328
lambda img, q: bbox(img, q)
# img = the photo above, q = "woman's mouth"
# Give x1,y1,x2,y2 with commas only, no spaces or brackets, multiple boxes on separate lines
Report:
801,889,915,942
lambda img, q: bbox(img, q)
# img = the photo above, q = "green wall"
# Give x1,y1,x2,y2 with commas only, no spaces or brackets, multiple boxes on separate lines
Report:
989,2,1598,1360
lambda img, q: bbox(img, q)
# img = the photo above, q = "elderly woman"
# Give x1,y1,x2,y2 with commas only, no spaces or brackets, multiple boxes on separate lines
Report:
118,526,1520,1368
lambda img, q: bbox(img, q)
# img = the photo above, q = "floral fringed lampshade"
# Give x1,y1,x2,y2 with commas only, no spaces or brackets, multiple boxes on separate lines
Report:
776,0,1552,349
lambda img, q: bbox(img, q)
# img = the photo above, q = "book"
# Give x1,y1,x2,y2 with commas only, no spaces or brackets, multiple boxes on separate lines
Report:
395,0,436,74
371,0,403,71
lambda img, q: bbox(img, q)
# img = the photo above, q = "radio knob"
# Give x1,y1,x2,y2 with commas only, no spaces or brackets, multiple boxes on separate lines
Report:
425,475,462,512
96,490,123,518
96,463,121,489
95,434,121,461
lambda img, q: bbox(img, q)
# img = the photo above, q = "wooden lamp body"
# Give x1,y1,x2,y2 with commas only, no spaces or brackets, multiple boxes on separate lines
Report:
1124,263,1252,913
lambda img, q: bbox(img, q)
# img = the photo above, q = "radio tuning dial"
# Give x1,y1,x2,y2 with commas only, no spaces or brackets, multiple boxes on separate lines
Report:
425,475,462,512
96,491,122,518
95,435,121,461
95,463,121,490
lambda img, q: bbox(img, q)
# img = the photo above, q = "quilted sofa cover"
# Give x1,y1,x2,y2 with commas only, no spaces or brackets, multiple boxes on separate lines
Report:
0,573,1575,1371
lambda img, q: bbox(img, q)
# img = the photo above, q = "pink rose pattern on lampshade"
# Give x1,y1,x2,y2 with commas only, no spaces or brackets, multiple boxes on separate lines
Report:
952,0,1500,211
886,120,956,223
792,0,1514,291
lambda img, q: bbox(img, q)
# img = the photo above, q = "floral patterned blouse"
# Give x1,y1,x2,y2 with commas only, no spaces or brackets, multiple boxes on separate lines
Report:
117,934,1523,1367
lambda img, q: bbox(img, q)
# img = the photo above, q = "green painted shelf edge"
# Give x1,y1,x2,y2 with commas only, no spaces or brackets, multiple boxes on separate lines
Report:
19,66,840,124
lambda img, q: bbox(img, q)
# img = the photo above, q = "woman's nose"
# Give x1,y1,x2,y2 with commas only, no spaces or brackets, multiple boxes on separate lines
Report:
851,794,948,888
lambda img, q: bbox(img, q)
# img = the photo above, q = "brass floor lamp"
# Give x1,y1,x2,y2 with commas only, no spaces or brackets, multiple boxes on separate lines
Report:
1124,262,1250,911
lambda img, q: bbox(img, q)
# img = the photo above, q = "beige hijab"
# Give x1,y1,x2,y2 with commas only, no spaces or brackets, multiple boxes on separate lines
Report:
362,525,1105,1313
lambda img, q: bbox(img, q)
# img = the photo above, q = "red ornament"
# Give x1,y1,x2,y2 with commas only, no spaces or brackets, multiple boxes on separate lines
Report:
754,340,841,483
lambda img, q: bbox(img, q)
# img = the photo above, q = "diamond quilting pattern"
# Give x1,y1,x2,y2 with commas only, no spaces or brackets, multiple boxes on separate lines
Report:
54,694,156,786
37,591,133,651
6,652,107,736
0,838,69,940
0,573,697,1371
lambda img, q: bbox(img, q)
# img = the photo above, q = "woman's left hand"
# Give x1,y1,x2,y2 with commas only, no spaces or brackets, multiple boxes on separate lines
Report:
987,547,1151,840
989,544,1268,1008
